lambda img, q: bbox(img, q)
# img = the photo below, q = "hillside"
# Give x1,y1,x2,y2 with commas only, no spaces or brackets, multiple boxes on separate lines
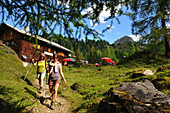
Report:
111,36,145,53
0,42,72,113
0,41,170,113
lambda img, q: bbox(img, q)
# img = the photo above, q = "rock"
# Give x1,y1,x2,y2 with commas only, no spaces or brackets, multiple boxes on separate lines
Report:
116,80,170,104
98,79,170,113
113,36,134,45
143,70,155,75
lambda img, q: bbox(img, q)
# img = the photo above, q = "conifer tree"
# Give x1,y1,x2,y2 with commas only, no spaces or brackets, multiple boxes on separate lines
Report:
128,0,170,56
88,46,95,64
128,42,136,56
75,49,81,67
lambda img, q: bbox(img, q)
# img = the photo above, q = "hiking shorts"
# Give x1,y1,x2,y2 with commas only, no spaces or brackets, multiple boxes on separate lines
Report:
48,80,61,86
37,72,46,79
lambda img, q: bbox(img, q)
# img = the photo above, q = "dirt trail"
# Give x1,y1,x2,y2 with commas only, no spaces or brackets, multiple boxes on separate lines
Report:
31,79,73,113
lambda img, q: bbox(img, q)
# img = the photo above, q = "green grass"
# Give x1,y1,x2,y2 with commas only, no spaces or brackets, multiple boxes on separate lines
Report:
0,45,38,112
0,44,170,113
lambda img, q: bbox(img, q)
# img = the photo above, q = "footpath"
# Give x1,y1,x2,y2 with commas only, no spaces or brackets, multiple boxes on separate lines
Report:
31,79,73,113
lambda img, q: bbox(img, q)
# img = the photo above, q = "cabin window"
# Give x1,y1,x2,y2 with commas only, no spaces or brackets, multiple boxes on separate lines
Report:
12,41,15,45
33,44,40,49
48,48,51,52
58,52,64,56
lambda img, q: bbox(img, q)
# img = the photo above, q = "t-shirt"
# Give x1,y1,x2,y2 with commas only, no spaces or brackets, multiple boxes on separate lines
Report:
37,60,46,73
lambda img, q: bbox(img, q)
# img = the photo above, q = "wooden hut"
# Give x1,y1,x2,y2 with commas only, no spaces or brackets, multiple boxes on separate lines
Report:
0,23,73,62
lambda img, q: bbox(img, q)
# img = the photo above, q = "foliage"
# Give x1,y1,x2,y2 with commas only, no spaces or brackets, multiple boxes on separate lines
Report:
88,46,95,64
75,49,81,67
128,0,170,56
0,39,170,113
0,0,127,39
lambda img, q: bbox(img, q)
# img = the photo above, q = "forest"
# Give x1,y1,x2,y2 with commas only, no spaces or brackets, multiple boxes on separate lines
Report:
48,34,165,65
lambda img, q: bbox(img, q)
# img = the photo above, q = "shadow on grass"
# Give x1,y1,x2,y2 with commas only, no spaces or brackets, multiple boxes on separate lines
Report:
72,103,98,113
0,85,35,113
21,76,33,86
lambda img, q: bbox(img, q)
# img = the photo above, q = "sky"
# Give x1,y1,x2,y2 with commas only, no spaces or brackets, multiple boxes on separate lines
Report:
80,5,142,44
0,3,153,45
0,14,140,45
1,2,170,45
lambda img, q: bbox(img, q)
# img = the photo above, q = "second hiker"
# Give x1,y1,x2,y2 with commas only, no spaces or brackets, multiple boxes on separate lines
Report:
32,53,47,93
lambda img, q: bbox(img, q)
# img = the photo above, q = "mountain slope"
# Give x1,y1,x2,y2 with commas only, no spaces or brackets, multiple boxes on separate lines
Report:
113,36,134,45
0,42,38,112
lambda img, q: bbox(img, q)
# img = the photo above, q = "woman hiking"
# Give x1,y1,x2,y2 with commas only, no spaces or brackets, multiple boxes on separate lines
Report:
48,53,67,110
32,53,47,93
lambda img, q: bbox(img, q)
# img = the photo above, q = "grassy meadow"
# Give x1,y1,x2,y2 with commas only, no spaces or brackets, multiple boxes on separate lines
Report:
0,44,170,113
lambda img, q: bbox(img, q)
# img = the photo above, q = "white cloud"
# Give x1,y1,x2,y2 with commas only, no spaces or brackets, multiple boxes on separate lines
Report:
167,23,170,28
129,35,141,42
81,4,121,27
107,25,115,32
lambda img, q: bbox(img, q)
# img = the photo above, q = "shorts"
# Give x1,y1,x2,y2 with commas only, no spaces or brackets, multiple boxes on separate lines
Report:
37,72,46,79
48,80,61,86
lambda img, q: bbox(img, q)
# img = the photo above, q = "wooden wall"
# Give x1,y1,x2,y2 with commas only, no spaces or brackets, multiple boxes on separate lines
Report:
0,25,70,63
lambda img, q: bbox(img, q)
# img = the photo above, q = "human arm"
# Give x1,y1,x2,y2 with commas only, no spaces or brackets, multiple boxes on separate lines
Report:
32,59,36,66
59,64,67,83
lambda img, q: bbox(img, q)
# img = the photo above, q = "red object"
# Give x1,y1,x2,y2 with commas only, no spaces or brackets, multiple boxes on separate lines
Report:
94,63,100,66
62,58,72,62
101,57,115,65
101,57,112,62
111,61,115,65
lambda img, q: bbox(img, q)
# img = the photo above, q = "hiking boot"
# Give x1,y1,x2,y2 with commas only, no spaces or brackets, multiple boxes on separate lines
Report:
50,102,55,110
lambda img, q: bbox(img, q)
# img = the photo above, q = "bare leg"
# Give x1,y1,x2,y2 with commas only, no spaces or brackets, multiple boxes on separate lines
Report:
49,85,54,94
39,78,43,87
52,83,59,102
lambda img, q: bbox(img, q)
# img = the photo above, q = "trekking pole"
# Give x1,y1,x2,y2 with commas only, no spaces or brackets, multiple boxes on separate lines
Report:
23,62,32,82
44,73,48,98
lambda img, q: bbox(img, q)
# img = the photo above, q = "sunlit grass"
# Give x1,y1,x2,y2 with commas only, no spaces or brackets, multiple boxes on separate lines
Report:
0,44,170,113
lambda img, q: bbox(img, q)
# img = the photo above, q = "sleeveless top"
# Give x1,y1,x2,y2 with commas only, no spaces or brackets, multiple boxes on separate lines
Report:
37,60,46,73
49,61,61,80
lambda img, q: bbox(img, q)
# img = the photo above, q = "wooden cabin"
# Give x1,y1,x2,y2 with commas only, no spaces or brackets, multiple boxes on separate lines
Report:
0,23,73,62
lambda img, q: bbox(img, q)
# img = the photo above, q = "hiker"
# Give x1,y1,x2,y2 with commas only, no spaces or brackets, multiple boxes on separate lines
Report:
46,57,52,83
32,53,47,93
48,53,67,110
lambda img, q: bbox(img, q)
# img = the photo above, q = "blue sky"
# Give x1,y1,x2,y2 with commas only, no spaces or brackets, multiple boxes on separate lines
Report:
1,15,138,45
1,2,169,45
0,2,142,45
80,5,141,44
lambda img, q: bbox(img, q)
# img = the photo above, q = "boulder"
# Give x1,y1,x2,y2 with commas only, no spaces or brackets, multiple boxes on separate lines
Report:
98,80,170,113
116,80,170,104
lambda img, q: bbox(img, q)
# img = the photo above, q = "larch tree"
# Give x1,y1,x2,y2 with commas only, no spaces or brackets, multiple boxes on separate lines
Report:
1,0,168,57
128,0,170,57
0,0,126,40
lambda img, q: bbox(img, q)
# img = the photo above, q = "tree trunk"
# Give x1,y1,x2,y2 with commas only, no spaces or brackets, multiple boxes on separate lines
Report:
161,14,170,57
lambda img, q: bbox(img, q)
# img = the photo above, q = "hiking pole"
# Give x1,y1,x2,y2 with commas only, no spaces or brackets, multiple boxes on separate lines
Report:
44,73,48,98
23,62,32,82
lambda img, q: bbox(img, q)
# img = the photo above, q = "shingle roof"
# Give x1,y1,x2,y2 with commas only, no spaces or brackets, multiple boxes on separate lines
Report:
3,23,74,53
